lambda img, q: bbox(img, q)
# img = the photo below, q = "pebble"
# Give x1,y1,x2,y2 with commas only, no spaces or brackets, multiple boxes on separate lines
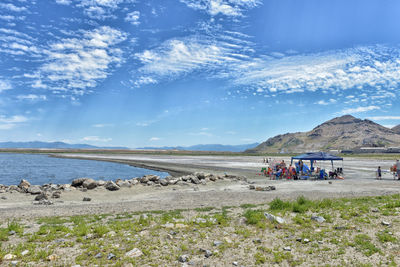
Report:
94,253,102,258
21,250,29,256
107,253,116,260
125,248,143,258
8,230,16,235
47,254,57,261
213,240,223,246
264,213,285,224
382,221,391,226
3,254,16,260
11,261,18,266
204,250,213,258
303,238,310,243
178,254,189,263
311,216,326,223
371,208,379,212
283,246,291,251
82,197,91,201
233,262,238,266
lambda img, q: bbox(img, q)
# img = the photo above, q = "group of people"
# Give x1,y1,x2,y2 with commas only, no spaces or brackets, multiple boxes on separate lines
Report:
377,159,400,180
261,159,343,180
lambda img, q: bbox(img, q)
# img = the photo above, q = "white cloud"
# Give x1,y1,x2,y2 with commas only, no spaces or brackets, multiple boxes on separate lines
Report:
149,137,160,141
0,80,12,92
82,136,112,142
180,0,261,17
125,11,140,25
316,99,337,105
341,105,380,114
30,26,127,94
16,94,47,101
92,123,114,127
55,0,72,5
0,115,28,130
0,3,27,12
367,116,400,121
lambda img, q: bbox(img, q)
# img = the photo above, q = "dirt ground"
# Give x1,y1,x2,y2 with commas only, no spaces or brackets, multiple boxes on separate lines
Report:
1,154,400,219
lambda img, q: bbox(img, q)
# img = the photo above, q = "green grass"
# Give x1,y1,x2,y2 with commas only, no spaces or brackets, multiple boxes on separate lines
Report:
354,234,381,256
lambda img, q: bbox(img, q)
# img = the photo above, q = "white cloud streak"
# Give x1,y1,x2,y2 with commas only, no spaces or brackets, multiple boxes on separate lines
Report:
125,11,140,25
180,0,261,17
0,80,12,92
0,115,28,130
82,136,112,142
341,105,380,114
367,116,400,121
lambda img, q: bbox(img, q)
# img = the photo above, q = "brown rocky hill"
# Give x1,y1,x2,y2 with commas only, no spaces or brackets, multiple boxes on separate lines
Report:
247,115,400,153
392,125,400,134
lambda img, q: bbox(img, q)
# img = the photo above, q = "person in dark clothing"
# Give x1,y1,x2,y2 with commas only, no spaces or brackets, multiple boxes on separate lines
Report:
377,166,382,180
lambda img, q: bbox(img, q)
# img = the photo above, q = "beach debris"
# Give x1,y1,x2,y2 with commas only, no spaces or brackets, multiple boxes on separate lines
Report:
264,213,285,224
125,248,143,258
178,255,189,263
311,216,326,223
105,181,120,191
3,254,16,260
83,197,91,202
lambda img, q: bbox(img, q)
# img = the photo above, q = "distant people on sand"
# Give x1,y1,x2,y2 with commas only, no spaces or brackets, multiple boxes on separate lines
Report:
377,166,382,180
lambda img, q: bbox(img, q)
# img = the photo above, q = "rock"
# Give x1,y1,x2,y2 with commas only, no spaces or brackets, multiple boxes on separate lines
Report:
191,176,201,184
9,230,16,235
213,240,223,246
3,254,16,260
105,181,120,191
52,191,61,199
83,197,91,202
34,192,48,201
107,253,116,260
168,178,179,185
195,218,207,224
382,221,391,226
82,178,98,190
71,178,88,187
232,262,238,266
116,180,131,188
253,238,262,244
178,255,189,263
195,172,206,180
18,179,31,190
148,175,160,182
125,248,143,258
9,185,21,192
47,254,57,261
201,180,207,185
21,250,29,256
303,238,310,243
264,213,285,224
296,238,302,242
162,223,175,228
204,249,212,258
129,179,139,185
208,174,217,181
311,216,326,223
283,246,291,251
146,181,154,186
249,185,255,190
33,199,53,205
27,185,42,195
1,196,6,200
160,179,169,186
11,261,18,266
371,208,379,212
94,253,102,258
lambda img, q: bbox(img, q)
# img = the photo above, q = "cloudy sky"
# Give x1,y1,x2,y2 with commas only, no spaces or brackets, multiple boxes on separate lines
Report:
1,0,400,147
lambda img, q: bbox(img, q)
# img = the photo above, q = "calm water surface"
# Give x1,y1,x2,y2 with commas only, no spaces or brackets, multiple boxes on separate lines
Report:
0,153,169,185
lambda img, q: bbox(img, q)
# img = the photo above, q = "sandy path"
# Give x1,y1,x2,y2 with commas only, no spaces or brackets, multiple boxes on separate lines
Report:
1,153,400,219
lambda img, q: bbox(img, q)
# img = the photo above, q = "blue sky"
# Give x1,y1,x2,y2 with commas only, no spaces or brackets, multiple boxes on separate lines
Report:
1,0,400,147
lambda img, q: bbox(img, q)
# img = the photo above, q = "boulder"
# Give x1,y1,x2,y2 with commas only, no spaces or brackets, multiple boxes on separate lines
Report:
82,179,98,190
51,191,61,199
160,179,169,186
18,179,31,190
35,192,48,201
190,176,201,184
71,178,88,187
105,181,120,191
146,181,154,186
116,180,131,188
208,174,217,181
27,185,42,195
148,175,160,182
129,179,139,185
139,176,149,183
97,180,106,186
168,179,179,185
8,185,21,192
195,172,206,180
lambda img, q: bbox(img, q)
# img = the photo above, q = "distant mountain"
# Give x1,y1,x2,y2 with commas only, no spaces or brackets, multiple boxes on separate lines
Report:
247,115,400,153
392,125,400,134
138,143,260,152
0,141,129,150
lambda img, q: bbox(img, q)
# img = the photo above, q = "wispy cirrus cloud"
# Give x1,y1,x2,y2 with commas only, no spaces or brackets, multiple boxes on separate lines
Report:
0,115,28,130
0,79,12,92
125,11,140,25
0,3,27,12
16,94,47,101
341,105,380,114
82,136,112,142
180,0,261,17
367,116,400,121
28,26,127,94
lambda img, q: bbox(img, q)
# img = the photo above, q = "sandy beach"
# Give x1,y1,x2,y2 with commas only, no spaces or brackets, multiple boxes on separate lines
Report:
1,153,400,219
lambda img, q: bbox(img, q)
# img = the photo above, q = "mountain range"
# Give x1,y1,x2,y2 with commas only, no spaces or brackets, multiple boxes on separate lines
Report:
247,115,400,153
137,143,260,152
0,141,129,150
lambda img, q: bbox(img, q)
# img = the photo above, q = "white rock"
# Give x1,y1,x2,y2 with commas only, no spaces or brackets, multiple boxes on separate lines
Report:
125,248,143,258
21,250,29,256
264,212,285,224
3,254,16,260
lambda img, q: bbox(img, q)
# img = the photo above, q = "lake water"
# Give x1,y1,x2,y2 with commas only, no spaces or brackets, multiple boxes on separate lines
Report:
0,153,169,185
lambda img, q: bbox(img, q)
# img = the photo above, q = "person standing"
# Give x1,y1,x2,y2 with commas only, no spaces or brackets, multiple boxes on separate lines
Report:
396,160,400,180
377,166,382,180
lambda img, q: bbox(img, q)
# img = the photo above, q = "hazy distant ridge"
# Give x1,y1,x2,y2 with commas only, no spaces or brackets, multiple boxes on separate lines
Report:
0,141,129,150
138,143,260,152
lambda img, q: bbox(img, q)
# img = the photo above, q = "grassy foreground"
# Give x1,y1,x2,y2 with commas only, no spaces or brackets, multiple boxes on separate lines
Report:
1,195,400,266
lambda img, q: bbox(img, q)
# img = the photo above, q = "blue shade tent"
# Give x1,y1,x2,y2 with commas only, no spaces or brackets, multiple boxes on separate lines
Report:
290,152,343,170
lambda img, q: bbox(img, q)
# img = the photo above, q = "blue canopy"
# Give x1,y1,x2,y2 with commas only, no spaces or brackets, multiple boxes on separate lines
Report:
291,152,343,161
291,152,343,171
